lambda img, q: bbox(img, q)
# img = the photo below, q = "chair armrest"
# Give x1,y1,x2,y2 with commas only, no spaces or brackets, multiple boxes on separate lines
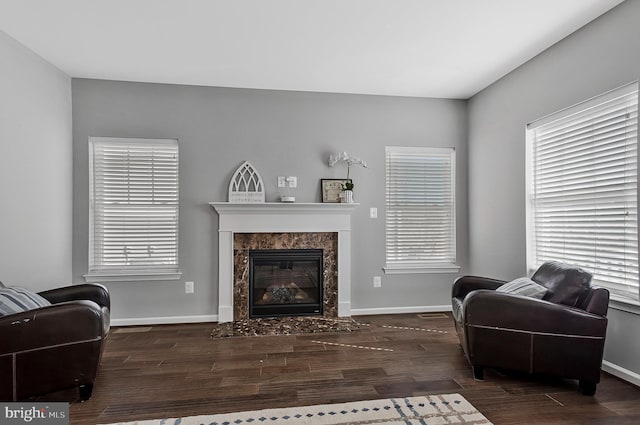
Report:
452,276,506,299
0,301,105,356
463,290,607,337
38,283,110,310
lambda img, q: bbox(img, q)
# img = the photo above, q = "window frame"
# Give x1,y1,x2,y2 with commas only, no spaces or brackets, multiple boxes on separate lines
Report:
85,137,181,282
384,146,459,274
525,82,639,305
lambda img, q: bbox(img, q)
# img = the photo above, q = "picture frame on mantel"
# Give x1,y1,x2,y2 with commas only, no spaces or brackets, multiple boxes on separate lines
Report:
321,179,351,203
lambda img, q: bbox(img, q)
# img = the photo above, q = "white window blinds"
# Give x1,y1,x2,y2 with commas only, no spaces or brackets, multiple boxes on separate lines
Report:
527,82,639,301
385,146,457,272
88,137,180,279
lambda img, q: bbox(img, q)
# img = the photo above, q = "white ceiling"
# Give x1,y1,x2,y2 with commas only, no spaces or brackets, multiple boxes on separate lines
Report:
0,0,625,99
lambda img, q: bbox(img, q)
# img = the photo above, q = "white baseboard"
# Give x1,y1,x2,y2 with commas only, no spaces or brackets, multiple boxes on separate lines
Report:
338,301,352,318
111,308,452,325
217,305,234,323
602,360,640,387
351,305,452,316
111,314,218,327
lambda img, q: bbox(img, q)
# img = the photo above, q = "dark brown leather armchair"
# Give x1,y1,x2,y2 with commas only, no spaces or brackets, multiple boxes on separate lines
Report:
0,283,110,401
452,262,609,395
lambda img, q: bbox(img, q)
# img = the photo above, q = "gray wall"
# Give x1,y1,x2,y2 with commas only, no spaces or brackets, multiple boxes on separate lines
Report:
0,31,72,291
72,81,468,321
468,0,640,379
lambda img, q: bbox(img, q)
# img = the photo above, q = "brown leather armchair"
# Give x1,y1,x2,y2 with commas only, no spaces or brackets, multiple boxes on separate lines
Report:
0,283,110,401
452,262,609,395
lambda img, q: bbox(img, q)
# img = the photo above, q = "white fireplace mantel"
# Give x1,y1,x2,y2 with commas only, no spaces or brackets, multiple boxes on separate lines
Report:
210,202,358,322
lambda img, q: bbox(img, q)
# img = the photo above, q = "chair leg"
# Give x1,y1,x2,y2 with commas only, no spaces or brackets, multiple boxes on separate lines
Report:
79,384,94,401
578,380,597,396
472,366,484,381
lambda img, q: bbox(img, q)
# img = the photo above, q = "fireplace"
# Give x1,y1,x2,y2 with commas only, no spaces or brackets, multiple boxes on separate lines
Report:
249,249,323,318
210,202,357,323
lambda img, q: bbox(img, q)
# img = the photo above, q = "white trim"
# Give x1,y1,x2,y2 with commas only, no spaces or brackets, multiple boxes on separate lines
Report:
113,308,454,324
112,307,454,326
338,301,352,317
602,360,640,387
383,266,460,274
84,272,182,282
525,127,536,271
210,202,359,216
217,305,234,324
527,81,639,129
111,314,218,327
337,229,352,318
352,305,452,316
609,297,640,315
89,136,178,146
385,146,455,155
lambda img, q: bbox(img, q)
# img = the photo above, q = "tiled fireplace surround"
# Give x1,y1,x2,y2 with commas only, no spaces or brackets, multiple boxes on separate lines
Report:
210,203,358,323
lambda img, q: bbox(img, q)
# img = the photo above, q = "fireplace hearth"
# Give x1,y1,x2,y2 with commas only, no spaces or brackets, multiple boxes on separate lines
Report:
249,249,323,318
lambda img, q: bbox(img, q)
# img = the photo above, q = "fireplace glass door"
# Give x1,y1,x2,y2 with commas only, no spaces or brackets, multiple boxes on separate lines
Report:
249,249,323,318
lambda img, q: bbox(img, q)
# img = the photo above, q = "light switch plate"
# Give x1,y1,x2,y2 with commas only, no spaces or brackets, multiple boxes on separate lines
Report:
185,281,194,294
370,207,378,218
277,176,286,188
373,276,382,288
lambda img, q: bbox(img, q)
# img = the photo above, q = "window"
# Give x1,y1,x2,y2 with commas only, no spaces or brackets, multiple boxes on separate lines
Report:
526,82,639,302
384,146,458,273
86,137,180,281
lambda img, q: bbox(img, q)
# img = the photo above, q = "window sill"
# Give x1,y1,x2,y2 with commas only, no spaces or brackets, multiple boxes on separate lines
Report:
609,296,640,316
83,271,182,282
383,265,460,274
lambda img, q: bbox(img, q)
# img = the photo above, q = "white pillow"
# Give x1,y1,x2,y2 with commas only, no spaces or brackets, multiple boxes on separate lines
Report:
0,287,52,317
497,277,548,299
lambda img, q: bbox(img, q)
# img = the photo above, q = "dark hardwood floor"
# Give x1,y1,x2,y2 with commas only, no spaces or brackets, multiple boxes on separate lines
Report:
67,313,640,424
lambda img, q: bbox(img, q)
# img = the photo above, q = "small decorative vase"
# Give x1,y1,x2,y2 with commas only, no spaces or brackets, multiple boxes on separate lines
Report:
342,190,354,203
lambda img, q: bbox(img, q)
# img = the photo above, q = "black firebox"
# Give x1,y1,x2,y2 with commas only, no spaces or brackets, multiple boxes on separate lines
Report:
249,249,323,318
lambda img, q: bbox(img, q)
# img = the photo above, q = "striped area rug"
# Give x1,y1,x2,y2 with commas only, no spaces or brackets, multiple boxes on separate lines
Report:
101,393,492,425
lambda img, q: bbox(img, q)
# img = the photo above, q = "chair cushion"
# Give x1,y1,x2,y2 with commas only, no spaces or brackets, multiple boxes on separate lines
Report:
0,287,52,317
451,297,464,323
497,277,548,299
531,261,592,307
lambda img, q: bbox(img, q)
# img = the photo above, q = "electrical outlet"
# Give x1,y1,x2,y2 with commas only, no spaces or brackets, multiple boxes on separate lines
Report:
370,207,378,219
277,176,286,188
185,281,194,294
288,176,297,188
373,276,382,288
